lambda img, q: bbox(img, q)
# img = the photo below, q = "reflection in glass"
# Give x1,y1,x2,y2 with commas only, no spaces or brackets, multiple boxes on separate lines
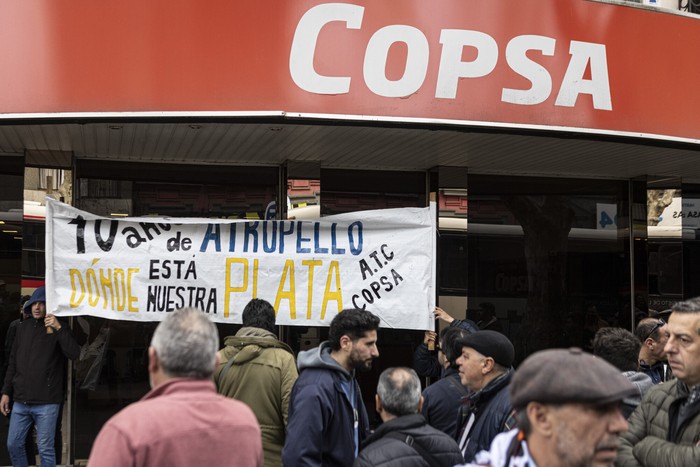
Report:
72,170,276,461
466,176,630,361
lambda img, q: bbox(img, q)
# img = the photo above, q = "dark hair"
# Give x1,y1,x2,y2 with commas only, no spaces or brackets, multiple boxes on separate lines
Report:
668,298,700,336
592,327,640,372
671,297,700,314
441,326,473,368
241,298,276,334
328,308,380,351
635,317,665,343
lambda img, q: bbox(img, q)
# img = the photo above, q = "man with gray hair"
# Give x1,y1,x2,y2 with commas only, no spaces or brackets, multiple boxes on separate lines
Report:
87,308,263,467
354,367,463,467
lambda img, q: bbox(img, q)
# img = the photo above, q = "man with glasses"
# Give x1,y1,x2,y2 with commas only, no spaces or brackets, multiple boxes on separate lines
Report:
635,317,671,384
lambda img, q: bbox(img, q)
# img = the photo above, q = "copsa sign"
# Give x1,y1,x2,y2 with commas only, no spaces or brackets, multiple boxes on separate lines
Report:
45,199,437,330
290,3,611,110
1,0,700,141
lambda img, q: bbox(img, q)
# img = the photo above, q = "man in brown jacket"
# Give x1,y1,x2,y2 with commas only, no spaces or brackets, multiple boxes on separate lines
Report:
617,297,700,466
215,298,298,467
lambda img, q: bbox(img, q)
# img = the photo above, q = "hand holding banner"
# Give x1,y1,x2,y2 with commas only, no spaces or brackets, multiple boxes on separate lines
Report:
45,199,436,330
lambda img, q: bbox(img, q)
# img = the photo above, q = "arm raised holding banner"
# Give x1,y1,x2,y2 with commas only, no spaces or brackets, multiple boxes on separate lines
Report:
414,307,479,379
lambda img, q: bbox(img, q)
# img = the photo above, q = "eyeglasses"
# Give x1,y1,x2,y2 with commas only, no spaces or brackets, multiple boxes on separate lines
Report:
645,318,666,341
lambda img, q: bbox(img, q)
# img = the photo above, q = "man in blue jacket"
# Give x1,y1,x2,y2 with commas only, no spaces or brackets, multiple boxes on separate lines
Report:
421,326,473,437
454,330,515,463
0,287,80,467
282,308,380,467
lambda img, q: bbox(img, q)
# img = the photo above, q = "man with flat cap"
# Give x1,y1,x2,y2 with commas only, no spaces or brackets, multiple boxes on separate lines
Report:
454,330,516,463
457,347,637,467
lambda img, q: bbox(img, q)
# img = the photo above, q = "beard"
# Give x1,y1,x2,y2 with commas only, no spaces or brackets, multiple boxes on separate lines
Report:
348,349,374,372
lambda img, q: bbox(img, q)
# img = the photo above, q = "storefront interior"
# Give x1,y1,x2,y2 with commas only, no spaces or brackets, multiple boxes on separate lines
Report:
1,120,700,463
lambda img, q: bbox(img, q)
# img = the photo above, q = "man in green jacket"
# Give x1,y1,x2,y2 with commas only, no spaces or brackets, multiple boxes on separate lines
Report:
215,298,298,467
617,297,700,466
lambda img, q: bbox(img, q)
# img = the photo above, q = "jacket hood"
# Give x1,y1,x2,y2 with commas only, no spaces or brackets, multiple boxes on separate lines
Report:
23,286,46,315
297,341,351,378
220,326,294,364
622,370,654,406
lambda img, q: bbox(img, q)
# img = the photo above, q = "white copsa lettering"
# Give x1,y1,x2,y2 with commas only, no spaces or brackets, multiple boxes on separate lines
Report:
289,3,612,111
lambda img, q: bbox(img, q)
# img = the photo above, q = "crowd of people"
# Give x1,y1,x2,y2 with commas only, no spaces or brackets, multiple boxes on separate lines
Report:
2,289,700,466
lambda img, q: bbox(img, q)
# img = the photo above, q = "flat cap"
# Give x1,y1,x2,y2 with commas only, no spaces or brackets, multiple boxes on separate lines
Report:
456,330,514,368
510,348,638,409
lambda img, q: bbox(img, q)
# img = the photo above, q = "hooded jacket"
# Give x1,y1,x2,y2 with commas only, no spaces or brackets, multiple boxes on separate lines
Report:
214,327,298,467
282,341,370,467
2,287,80,404
621,371,653,419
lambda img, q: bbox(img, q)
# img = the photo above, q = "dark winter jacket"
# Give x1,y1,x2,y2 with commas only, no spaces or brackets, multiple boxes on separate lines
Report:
617,379,700,466
421,367,470,438
353,414,464,467
455,369,514,463
282,342,370,467
2,317,80,403
639,360,671,385
413,319,479,378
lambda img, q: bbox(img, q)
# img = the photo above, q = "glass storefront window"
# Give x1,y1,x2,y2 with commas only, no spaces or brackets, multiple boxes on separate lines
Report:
465,175,631,361
71,162,278,462
0,157,28,466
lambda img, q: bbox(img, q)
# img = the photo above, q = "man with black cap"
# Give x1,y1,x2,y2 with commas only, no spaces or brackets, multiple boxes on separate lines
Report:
618,297,700,466
0,286,80,467
454,330,515,463
457,347,637,467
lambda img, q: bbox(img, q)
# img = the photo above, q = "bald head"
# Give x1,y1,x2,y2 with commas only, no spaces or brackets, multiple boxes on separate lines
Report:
376,367,422,418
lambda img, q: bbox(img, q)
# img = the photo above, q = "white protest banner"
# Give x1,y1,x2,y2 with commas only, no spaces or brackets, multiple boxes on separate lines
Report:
45,198,436,330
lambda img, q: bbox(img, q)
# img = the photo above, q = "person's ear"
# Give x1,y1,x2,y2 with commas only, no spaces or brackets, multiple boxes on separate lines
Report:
482,357,495,374
528,402,555,437
417,395,424,413
340,335,353,352
375,394,383,414
148,347,159,374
